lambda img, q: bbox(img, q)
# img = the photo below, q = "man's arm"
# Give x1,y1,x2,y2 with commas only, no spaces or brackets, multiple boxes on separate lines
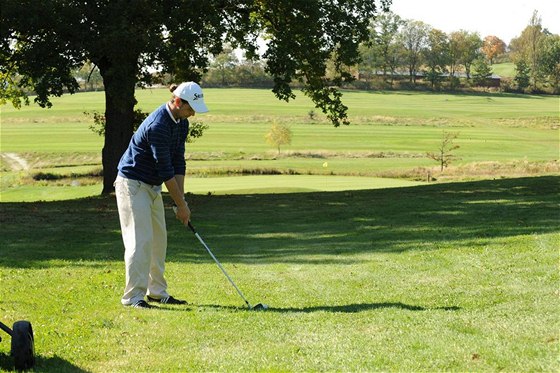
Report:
174,174,185,195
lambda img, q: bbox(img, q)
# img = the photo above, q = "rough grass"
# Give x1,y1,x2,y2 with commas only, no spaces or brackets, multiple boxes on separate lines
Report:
0,176,558,372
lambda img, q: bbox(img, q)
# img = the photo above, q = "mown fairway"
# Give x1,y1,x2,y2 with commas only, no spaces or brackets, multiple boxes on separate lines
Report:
0,176,558,371
1,88,558,201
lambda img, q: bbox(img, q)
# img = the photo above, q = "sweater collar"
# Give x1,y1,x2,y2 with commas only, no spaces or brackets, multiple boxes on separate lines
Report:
165,103,180,124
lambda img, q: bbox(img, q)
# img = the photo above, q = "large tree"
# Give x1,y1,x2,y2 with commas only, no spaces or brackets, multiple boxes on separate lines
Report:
1,0,390,193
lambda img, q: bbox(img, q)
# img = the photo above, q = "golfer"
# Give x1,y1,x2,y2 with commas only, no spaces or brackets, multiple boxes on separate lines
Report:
115,82,208,308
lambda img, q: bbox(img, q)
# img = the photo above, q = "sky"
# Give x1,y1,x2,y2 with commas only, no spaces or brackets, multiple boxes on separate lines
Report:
388,0,560,44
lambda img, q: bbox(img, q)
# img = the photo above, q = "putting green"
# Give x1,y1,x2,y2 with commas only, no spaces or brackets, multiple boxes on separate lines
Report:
0,175,425,202
179,175,424,195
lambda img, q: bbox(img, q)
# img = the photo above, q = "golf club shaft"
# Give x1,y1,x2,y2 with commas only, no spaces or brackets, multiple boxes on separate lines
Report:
188,222,252,308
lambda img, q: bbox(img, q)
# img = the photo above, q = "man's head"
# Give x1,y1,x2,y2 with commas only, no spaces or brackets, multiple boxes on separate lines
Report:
173,82,209,114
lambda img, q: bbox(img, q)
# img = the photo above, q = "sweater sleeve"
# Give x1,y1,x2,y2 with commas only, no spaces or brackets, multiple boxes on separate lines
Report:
147,120,175,182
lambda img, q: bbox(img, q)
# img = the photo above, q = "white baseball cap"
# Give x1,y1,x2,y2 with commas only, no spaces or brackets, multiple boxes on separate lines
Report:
173,82,209,113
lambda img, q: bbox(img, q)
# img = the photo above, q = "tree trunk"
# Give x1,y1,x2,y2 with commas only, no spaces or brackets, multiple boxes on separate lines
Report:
99,61,137,194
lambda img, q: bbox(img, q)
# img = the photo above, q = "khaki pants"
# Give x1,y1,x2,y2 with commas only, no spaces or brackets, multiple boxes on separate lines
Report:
115,176,169,305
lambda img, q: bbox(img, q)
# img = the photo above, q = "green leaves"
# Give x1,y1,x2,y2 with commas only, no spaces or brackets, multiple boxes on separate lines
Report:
256,0,380,126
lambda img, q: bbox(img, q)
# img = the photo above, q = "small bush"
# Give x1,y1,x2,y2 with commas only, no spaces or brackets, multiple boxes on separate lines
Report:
32,172,63,181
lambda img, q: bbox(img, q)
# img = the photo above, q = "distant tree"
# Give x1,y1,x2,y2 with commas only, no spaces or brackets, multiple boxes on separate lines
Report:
446,30,482,83
461,32,483,79
399,20,430,84
482,35,506,64
357,42,381,83
514,60,531,91
265,123,292,155
427,131,460,172
538,34,560,94
525,10,545,90
369,12,404,83
448,31,467,87
472,57,493,86
423,28,449,90
386,42,406,86
232,60,273,87
510,10,545,90
209,46,239,86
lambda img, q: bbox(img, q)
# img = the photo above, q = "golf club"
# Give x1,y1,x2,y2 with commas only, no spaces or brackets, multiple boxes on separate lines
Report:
178,214,268,311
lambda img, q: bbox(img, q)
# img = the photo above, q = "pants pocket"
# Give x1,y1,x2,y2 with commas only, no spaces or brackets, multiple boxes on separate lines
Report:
115,178,141,198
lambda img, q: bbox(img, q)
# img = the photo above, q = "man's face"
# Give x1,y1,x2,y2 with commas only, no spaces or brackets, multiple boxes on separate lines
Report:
178,99,195,119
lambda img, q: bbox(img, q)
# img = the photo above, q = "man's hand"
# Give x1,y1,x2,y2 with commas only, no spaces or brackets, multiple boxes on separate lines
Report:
173,204,191,226
165,175,190,226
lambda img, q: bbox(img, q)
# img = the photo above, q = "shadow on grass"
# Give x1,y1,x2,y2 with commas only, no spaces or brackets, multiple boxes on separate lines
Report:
0,176,558,267
268,303,461,313
169,176,560,264
0,352,90,372
195,302,461,313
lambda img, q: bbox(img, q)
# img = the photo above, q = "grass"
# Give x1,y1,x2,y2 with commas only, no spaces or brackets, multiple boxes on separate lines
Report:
0,88,559,371
1,88,558,201
491,62,516,78
3,88,558,127
0,176,424,202
0,176,558,371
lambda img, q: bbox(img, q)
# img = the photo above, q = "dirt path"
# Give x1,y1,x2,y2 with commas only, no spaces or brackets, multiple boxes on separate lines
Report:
1,152,30,171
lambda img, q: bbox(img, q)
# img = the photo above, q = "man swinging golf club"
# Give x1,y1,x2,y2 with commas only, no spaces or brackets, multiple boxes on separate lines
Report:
115,82,208,309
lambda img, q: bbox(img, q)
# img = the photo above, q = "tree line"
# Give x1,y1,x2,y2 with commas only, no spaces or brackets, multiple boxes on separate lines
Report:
73,10,560,95
355,10,559,94
7,6,560,106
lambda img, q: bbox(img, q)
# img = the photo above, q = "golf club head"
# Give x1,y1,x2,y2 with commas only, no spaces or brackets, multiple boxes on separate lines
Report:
251,303,269,311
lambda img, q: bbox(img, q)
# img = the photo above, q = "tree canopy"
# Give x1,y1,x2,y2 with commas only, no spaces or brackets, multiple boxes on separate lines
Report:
482,35,506,65
1,0,390,193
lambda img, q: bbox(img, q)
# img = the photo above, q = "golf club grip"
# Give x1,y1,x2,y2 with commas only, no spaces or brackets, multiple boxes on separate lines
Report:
188,221,196,233
172,206,194,232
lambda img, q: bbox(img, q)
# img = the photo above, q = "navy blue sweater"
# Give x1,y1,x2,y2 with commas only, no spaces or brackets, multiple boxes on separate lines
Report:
118,104,189,186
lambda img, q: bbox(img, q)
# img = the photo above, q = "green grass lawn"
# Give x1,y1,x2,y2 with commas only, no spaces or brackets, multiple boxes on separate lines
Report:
0,176,558,371
1,88,558,201
0,176,424,202
491,62,515,78
3,87,557,127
